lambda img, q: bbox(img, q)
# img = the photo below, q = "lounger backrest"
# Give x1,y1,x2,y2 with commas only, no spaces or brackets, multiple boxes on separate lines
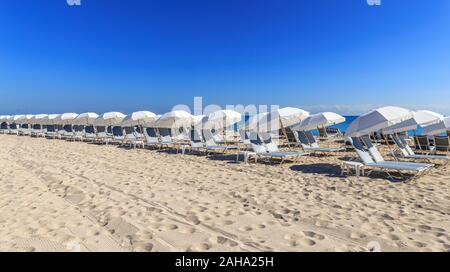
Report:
63,124,73,132
112,126,124,137
398,135,415,155
0,122,8,129
10,124,18,130
350,137,375,164
189,129,204,148
361,135,385,162
144,127,159,144
73,125,84,132
284,127,297,143
33,124,41,130
96,126,106,133
434,136,450,152
297,131,310,145
249,132,267,153
85,125,95,134
415,135,430,151
259,132,279,152
124,127,135,136
318,127,327,138
391,134,409,157
159,128,172,142
305,131,320,148
47,125,55,132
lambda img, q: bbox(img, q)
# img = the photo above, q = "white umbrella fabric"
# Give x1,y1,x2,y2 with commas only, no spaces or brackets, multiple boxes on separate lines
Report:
121,111,157,127
56,113,78,125
424,116,450,136
73,112,100,125
345,106,413,138
96,112,126,126
291,112,345,131
202,110,241,129
154,110,193,128
382,110,443,134
31,114,49,125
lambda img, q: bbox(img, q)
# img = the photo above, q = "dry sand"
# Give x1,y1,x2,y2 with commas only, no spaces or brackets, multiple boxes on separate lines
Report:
0,134,449,252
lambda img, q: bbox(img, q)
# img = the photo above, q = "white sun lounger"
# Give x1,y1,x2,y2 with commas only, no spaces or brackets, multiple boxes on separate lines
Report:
391,134,449,164
296,130,345,153
348,137,433,182
248,132,306,164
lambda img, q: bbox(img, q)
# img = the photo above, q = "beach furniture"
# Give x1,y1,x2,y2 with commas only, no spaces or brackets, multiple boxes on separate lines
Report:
95,126,112,144
8,123,19,135
434,136,450,152
0,122,8,134
124,126,145,148
72,125,84,141
202,129,238,154
361,135,432,167
112,126,125,144
30,124,43,137
391,134,449,163
45,125,57,139
84,125,96,141
182,128,206,154
248,132,306,164
143,127,160,149
414,135,435,153
348,137,433,181
158,128,176,149
59,124,74,139
18,124,31,136
296,131,345,153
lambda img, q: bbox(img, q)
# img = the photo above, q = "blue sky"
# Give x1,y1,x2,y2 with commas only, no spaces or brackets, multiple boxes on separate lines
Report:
1,0,450,115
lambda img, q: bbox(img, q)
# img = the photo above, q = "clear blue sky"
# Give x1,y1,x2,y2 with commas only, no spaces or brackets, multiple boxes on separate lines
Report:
1,0,450,115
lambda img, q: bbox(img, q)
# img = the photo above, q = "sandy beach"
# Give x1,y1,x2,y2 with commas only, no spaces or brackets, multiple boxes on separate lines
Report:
0,134,449,252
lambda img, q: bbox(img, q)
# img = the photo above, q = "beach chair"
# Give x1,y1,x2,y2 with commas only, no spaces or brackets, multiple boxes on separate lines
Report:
183,128,207,154
434,136,450,152
391,134,449,164
111,126,124,144
18,124,31,136
59,124,74,139
360,135,433,169
283,127,301,147
30,124,43,137
238,129,252,146
72,125,84,141
8,123,19,135
202,129,238,154
414,135,435,153
84,125,96,141
158,128,176,149
143,127,160,149
45,125,57,139
348,137,433,181
123,126,145,148
0,122,8,134
95,126,113,144
248,132,306,165
296,131,345,154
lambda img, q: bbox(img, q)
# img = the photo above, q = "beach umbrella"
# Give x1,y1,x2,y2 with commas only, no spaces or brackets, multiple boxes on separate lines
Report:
202,110,241,129
121,111,157,127
275,107,310,128
345,106,413,138
42,114,61,125
6,115,14,123
13,115,26,123
154,110,193,128
424,116,450,136
382,110,443,134
291,112,345,131
24,114,35,124
73,112,99,125
247,112,279,132
143,114,162,127
31,114,49,125
56,112,78,125
97,112,126,126
15,115,31,124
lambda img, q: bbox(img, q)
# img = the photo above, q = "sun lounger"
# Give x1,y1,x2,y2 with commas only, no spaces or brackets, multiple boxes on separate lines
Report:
124,126,145,148
8,124,19,135
0,122,9,134
111,126,124,144
72,125,84,141
45,125,57,139
414,135,435,153
391,134,449,164
18,124,31,136
143,127,160,149
434,136,450,152
158,128,177,149
296,131,345,153
248,132,306,164
84,125,96,141
348,137,433,181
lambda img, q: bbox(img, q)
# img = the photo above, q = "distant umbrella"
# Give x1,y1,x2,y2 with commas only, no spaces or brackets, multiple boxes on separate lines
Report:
97,112,126,126
121,111,157,127
291,112,345,131
345,106,413,138
383,110,443,135
424,116,450,136
73,112,99,125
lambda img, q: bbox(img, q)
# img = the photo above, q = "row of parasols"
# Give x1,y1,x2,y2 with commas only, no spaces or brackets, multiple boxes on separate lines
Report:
0,108,347,133
1,106,449,136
